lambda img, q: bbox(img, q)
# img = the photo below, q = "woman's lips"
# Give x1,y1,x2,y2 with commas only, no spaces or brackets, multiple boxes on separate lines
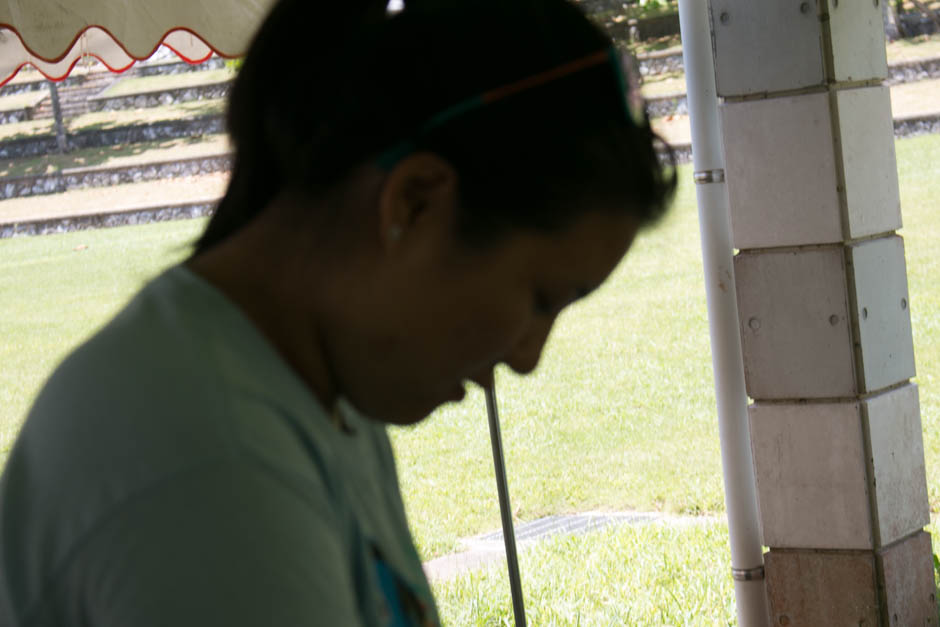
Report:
449,382,467,401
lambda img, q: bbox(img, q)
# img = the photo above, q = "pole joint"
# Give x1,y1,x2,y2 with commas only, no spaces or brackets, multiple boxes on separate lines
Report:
693,169,725,184
731,565,765,582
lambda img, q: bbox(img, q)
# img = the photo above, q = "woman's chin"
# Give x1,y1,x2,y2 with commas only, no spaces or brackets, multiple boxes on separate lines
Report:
362,382,470,426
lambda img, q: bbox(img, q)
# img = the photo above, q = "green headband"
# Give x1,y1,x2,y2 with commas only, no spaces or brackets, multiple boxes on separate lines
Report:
377,46,647,169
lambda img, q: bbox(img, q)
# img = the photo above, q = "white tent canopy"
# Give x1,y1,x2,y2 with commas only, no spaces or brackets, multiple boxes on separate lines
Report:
0,0,276,85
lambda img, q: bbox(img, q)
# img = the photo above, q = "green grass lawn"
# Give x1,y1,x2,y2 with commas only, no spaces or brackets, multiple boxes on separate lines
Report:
391,169,725,559
0,134,938,624
900,134,940,512
0,119,54,143
0,91,47,114
435,519,940,625
0,220,203,461
435,521,737,625
99,68,233,99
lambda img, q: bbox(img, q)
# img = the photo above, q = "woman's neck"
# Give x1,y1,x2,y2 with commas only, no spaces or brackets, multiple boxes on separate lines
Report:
186,212,339,413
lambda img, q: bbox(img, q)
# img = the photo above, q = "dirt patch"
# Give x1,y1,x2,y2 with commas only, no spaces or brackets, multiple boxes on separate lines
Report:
891,77,940,117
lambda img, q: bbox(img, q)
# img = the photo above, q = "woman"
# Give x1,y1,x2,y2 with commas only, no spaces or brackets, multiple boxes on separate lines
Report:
0,0,675,624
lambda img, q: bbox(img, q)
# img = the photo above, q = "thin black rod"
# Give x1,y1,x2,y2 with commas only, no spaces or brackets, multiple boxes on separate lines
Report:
485,386,526,627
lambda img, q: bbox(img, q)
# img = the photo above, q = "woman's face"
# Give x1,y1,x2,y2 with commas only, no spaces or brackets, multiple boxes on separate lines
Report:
321,201,640,425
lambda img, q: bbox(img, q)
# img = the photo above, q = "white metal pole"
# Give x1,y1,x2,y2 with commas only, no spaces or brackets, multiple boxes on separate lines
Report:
675,1,769,624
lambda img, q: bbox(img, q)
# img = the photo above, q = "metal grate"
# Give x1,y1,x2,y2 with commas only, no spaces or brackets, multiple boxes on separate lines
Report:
466,512,661,548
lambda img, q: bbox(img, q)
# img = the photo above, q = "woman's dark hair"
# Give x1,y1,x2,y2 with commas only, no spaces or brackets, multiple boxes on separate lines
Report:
194,0,676,253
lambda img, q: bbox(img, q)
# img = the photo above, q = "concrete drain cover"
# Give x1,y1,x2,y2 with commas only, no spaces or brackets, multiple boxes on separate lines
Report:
465,512,661,549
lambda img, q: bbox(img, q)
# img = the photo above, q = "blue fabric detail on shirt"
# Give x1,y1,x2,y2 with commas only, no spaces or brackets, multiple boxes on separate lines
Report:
375,558,410,627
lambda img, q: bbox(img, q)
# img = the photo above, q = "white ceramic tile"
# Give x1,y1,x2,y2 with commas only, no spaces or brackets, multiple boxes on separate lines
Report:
750,401,872,549
837,86,902,239
865,384,929,546
827,0,889,82
735,247,856,399
710,0,825,96
722,93,842,249
765,551,878,624
848,236,916,392
878,531,937,625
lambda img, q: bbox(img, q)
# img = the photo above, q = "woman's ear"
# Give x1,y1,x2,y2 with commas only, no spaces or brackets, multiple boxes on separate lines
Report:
377,152,458,253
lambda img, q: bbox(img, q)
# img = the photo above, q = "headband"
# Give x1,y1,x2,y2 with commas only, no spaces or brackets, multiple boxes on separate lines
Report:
377,46,647,169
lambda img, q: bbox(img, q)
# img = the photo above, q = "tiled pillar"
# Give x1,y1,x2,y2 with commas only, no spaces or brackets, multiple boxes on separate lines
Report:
708,0,936,623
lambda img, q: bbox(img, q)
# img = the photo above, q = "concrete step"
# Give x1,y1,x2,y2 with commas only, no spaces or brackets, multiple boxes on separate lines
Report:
0,173,228,237
27,72,121,121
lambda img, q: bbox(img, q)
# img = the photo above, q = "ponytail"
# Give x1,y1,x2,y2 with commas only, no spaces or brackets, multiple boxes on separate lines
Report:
196,0,388,252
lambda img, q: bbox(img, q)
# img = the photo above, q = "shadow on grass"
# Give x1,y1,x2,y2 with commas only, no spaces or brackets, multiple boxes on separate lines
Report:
0,136,217,179
0,97,225,150
67,100,225,134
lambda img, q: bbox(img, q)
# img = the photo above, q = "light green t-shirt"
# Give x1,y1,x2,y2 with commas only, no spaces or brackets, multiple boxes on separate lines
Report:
0,265,439,626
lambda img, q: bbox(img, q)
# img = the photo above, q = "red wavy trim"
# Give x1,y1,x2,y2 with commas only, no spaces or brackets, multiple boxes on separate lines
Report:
0,23,240,86
0,23,241,63
162,42,214,66
0,54,135,87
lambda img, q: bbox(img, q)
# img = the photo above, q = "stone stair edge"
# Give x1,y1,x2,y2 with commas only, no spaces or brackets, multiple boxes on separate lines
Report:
88,77,234,102
60,152,232,177
0,114,226,160
0,198,219,238
0,152,232,201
